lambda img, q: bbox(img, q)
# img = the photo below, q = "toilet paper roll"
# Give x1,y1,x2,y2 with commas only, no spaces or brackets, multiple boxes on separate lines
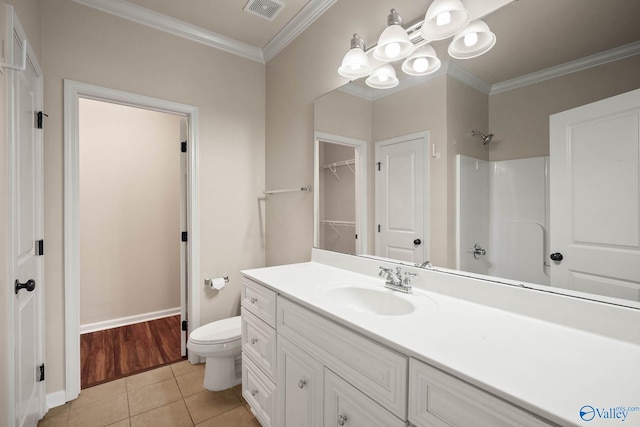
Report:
207,277,226,291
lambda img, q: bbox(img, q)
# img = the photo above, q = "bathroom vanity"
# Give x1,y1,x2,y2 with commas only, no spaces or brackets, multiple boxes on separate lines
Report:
240,249,640,427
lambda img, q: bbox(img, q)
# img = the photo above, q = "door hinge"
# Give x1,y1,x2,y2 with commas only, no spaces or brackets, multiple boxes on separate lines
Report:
35,239,44,256
38,364,45,382
377,162,381,171
181,231,188,242
181,320,188,331
378,224,381,232
180,141,187,153
36,112,48,129
355,234,358,240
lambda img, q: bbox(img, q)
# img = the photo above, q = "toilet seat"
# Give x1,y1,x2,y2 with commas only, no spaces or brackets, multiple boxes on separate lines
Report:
189,315,241,345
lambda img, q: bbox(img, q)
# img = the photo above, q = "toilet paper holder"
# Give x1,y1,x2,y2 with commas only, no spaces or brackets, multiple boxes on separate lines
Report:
204,276,229,289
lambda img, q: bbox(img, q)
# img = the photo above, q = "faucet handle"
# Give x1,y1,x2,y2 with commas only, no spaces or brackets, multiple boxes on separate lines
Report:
403,272,418,285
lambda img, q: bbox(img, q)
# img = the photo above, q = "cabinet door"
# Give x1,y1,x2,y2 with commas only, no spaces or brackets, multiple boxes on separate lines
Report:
324,369,405,427
278,335,324,427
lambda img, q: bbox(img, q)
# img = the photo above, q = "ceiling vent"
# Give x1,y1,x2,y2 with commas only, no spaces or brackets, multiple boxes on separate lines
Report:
243,0,286,21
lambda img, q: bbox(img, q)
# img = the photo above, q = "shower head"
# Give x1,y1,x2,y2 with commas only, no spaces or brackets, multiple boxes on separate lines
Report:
472,130,494,145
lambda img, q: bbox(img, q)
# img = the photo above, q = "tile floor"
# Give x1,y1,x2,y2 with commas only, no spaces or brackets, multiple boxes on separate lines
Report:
38,361,260,427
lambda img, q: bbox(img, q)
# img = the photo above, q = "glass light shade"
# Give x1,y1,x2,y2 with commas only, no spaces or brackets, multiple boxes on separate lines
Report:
373,25,415,61
365,64,399,89
338,47,373,79
421,0,470,41
448,20,496,59
401,44,441,76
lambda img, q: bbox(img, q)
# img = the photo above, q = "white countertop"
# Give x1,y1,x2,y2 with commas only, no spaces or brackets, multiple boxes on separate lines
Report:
242,261,640,427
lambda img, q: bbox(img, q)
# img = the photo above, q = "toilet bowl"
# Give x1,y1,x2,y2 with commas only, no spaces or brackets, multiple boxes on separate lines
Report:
187,315,242,391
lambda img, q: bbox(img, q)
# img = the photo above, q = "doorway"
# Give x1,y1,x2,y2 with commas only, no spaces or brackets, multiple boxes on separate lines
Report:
78,99,185,388
64,81,201,401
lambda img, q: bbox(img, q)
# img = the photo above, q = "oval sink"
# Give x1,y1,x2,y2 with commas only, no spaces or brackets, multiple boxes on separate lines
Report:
325,286,415,316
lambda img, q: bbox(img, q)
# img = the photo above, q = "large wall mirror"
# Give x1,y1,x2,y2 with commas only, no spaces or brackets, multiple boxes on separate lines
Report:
313,0,640,308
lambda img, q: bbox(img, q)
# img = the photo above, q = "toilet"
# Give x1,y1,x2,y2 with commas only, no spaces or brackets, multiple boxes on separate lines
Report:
187,315,242,391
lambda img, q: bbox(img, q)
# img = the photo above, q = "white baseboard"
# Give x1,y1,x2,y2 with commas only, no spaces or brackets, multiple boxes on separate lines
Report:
80,307,181,334
46,390,67,410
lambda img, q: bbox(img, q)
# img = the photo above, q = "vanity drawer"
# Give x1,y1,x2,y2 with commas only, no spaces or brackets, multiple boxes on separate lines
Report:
325,369,405,427
243,354,277,427
241,307,277,381
277,296,407,419
242,277,277,327
408,359,556,427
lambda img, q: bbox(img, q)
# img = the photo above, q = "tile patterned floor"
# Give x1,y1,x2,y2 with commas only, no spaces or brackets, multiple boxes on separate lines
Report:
38,361,260,427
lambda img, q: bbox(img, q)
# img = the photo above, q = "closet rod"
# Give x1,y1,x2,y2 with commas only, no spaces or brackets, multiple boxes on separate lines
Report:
263,185,312,195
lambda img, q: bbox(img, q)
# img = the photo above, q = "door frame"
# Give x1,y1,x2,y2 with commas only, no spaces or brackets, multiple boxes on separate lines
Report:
5,4,46,425
63,80,201,401
313,132,367,254
374,131,430,261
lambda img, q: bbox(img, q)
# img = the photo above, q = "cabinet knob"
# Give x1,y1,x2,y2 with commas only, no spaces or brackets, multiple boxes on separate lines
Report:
251,338,258,345
337,414,348,426
298,379,307,389
250,297,258,304
250,389,258,397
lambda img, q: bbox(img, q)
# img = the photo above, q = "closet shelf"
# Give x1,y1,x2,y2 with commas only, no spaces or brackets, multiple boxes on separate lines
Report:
323,159,355,180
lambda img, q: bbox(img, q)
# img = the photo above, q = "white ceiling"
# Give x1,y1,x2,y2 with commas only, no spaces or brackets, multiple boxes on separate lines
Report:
71,0,640,84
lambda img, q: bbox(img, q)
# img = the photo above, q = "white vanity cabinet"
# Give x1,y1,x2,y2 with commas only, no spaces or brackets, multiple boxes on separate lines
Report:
408,359,556,427
277,335,324,427
241,278,278,427
242,273,558,427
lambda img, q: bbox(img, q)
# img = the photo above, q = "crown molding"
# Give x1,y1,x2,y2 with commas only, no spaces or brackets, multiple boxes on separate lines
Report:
263,0,337,62
71,0,265,62
491,40,640,95
71,0,337,64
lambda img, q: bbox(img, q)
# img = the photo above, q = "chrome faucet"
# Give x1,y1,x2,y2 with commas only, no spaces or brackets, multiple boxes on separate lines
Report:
379,266,414,293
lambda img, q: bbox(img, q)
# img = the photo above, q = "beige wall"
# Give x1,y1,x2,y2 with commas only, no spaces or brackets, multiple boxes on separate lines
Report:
79,99,182,325
42,0,265,394
489,55,640,161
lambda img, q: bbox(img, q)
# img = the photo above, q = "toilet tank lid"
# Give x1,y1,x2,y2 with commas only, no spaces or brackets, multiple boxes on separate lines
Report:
190,315,241,343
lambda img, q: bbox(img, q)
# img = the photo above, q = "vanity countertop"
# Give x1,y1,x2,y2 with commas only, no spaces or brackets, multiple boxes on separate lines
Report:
242,261,640,427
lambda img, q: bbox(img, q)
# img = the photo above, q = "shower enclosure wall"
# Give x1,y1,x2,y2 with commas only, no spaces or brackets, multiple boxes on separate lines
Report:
457,155,550,285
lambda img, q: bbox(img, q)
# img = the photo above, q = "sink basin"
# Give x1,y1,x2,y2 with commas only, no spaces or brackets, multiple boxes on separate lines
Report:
324,285,415,316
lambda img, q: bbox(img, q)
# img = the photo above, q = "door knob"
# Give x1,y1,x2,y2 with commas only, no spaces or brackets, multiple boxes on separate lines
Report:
550,252,563,262
413,239,422,245
15,279,36,294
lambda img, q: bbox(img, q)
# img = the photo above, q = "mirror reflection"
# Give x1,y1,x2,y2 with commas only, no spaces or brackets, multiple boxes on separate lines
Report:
313,0,640,307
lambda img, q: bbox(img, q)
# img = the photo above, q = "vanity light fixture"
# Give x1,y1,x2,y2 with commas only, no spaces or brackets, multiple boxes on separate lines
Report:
373,9,414,62
338,33,373,79
448,19,496,59
421,0,470,41
365,64,399,89
337,1,497,89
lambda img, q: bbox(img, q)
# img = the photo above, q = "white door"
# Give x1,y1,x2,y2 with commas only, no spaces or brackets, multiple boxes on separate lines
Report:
550,88,640,301
375,134,427,263
9,21,46,427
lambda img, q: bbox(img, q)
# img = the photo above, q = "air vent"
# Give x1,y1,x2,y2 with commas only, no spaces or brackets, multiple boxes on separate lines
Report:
243,0,286,21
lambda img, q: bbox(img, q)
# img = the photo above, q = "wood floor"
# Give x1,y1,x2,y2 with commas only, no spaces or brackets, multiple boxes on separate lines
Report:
81,315,184,389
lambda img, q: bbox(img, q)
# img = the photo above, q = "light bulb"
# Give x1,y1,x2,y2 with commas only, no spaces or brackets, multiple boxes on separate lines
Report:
436,11,451,27
413,57,429,73
384,42,401,59
464,32,478,47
